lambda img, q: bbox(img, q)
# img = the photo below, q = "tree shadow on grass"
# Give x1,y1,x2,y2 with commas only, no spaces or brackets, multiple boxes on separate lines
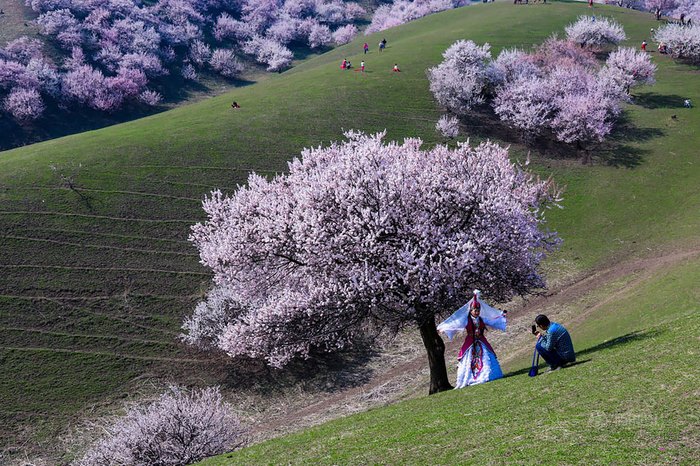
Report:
633,92,688,110
453,108,661,169
217,341,381,396
593,114,665,168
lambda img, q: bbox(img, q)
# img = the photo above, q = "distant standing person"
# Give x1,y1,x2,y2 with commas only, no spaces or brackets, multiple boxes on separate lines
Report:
341,58,347,69
360,60,365,72
378,40,385,52
532,314,576,372
363,42,369,54
381,38,387,51
641,40,647,51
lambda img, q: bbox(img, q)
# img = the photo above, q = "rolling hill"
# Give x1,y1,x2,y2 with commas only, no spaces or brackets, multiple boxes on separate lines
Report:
0,1,698,462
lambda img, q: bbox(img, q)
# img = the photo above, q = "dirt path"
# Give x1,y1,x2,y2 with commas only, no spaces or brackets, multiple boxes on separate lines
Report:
243,243,700,442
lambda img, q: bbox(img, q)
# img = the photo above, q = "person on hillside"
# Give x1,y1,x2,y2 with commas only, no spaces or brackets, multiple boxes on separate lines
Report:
379,40,385,52
363,42,369,54
438,291,507,388
360,60,365,72
231,101,240,109
641,40,647,51
684,99,692,108
392,63,401,72
341,58,347,69
381,38,387,50
533,314,575,372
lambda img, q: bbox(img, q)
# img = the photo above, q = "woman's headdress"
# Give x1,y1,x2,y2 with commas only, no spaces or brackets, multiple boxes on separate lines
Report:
469,290,481,309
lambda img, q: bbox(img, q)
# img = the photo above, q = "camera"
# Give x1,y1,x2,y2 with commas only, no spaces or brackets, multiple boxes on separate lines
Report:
531,324,537,335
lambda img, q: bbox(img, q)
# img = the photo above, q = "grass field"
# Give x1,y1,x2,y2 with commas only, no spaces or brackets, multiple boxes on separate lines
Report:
1,1,699,461
200,254,700,464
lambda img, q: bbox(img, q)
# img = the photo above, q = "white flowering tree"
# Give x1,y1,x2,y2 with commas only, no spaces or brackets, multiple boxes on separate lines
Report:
186,132,561,394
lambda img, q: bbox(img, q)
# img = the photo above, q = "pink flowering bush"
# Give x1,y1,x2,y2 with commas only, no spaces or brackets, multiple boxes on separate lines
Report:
600,47,656,93
427,40,492,115
565,15,626,49
138,89,163,106
670,0,700,23
435,114,460,138
187,131,561,393
2,0,366,122
210,49,243,78
76,386,244,466
430,32,652,153
366,0,470,34
654,23,700,61
3,87,45,122
332,24,358,45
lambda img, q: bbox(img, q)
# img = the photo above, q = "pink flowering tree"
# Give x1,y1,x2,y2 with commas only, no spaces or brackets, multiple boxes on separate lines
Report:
600,47,656,94
332,24,358,45
435,114,460,138
187,131,561,394
210,49,243,77
653,23,700,61
564,15,626,50
76,386,244,466
3,87,45,122
427,40,492,115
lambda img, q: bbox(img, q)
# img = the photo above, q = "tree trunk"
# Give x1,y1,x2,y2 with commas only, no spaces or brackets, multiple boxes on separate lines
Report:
418,314,453,395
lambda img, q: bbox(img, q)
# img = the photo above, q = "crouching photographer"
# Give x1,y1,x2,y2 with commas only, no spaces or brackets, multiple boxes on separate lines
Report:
532,314,575,372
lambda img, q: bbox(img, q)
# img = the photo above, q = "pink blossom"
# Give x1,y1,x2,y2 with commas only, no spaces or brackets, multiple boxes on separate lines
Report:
138,89,162,106
427,40,492,115
601,47,656,93
565,15,626,49
332,24,358,45
188,131,561,391
3,87,45,122
209,49,243,77
654,23,700,61
76,386,244,466
435,114,459,138
307,22,332,49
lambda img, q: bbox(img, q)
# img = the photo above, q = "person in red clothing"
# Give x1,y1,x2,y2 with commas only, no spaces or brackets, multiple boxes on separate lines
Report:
341,59,347,69
360,60,365,72
641,40,647,51
392,63,401,72
363,42,369,54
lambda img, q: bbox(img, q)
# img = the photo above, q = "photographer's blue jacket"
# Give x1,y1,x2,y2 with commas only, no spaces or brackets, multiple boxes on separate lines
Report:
539,322,576,362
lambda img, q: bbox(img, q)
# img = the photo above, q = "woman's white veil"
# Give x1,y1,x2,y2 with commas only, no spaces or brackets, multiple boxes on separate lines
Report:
437,290,507,341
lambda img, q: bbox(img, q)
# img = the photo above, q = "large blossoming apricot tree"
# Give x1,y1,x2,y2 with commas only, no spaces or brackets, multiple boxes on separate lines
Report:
187,132,561,394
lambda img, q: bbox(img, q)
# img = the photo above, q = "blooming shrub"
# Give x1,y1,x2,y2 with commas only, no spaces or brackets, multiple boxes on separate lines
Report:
366,0,470,34
654,23,700,61
76,386,244,466
600,47,656,93
331,24,358,45
1,0,365,122
427,40,492,114
435,114,459,138
565,15,626,49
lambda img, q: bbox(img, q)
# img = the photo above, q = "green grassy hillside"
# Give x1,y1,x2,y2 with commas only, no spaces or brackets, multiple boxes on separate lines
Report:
1,1,699,459
200,254,700,464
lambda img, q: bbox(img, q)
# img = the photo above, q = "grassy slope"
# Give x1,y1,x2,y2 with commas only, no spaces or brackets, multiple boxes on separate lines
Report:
201,255,700,465
0,0,699,458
